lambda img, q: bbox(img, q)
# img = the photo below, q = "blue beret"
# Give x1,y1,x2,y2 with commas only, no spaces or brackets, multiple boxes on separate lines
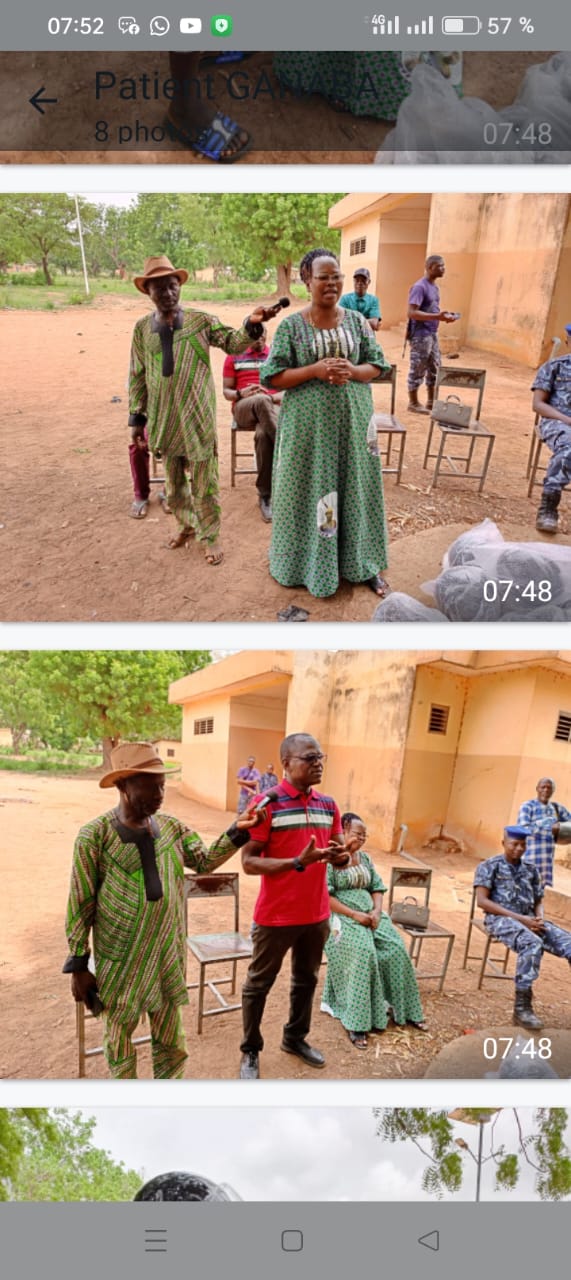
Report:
504,825,528,839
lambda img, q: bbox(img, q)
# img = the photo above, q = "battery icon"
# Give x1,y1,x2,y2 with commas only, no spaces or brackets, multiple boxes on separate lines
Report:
442,15,482,33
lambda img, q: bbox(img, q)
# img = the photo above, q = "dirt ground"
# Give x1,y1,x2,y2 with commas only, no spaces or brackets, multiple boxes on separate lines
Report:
0,51,556,163
2,293,569,623
3,771,571,1082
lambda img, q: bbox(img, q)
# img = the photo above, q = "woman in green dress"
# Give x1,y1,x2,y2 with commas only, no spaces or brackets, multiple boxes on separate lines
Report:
260,248,391,599
273,52,463,121
321,813,427,1050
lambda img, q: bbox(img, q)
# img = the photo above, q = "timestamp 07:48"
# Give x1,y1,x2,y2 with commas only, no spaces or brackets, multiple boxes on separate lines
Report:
483,1036,553,1061
483,579,553,604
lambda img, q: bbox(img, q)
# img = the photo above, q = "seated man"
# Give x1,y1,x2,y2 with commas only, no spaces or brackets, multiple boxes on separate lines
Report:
533,323,571,534
223,327,282,523
474,825,571,1031
340,268,381,332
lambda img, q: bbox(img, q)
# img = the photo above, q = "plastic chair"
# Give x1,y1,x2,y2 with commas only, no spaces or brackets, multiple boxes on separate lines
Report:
186,871,253,1034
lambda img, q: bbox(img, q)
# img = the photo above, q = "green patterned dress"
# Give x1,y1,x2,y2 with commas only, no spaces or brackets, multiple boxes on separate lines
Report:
65,810,238,1077
260,309,390,598
273,52,463,122
321,852,424,1032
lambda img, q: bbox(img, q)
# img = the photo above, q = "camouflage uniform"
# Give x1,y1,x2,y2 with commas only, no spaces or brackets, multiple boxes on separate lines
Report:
474,853,571,989
407,332,441,393
532,354,571,495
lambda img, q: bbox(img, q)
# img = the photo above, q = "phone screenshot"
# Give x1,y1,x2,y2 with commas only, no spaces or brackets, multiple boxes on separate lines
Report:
2,3,570,1276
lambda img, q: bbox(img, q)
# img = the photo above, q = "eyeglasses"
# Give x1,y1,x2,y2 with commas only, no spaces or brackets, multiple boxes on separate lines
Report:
291,753,327,765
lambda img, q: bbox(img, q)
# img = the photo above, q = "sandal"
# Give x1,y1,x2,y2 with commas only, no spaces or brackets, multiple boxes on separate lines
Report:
348,1030,368,1049
130,499,148,519
164,111,252,163
166,528,194,549
366,574,391,599
205,543,224,566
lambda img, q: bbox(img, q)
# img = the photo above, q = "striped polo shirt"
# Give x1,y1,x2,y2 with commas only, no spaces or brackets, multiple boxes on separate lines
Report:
250,778,343,927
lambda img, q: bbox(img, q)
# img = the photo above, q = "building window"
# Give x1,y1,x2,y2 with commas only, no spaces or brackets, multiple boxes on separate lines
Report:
193,718,214,736
167,748,175,758
428,705,450,735
349,237,366,256
555,711,571,742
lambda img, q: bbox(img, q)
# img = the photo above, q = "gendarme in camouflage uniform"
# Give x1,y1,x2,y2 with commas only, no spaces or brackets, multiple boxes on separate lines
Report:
474,825,571,1031
533,346,571,532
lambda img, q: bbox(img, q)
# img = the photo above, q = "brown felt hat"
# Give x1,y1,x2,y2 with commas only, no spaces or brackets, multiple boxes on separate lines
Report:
134,255,189,294
99,742,166,788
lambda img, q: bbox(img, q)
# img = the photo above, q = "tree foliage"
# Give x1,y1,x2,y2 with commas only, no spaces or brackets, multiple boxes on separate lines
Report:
1,1109,140,1201
0,651,210,758
219,193,342,293
0,194,79,283
373,1108,571,1200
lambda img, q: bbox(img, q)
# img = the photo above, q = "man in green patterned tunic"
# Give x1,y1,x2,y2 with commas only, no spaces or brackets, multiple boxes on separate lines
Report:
63,741,249,1079
129,255,269,566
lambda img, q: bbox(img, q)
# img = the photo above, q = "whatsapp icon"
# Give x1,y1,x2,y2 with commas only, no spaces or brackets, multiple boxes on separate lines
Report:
211,14,233,35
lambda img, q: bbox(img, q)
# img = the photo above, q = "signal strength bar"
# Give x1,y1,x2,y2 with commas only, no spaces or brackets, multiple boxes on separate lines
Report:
372,15,400,34
406,15,434,33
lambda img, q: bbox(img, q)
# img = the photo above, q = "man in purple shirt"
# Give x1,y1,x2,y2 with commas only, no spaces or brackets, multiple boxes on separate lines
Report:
237,756,261,814
407,255,458,414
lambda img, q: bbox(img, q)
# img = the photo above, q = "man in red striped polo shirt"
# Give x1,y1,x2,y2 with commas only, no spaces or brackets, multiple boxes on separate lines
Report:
238,732,351,1079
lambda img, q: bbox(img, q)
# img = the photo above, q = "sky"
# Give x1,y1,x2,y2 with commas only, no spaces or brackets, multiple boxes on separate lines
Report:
83,1107,571,1202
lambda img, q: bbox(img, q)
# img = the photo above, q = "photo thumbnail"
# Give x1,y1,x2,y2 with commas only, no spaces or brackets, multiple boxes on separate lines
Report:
3,648,571,1081
2,190,571,623
1,1107,571,1202
2,50,571,162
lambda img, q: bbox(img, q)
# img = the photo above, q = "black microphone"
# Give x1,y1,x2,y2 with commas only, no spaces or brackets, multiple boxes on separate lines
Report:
252,788,281,814
277,296,291,310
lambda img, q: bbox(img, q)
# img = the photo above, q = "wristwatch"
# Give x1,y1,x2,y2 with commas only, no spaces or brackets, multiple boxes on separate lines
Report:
292,857,306,872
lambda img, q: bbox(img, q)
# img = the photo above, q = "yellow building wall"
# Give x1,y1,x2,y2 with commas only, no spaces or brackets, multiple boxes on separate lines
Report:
542,202,571,362
397,666,468,842
339,210,382,298
228,697,286,812
426,194,484,347
286,651,424,848
513,669,571,854
179,694,231,809
155,739,183,764
376,215,429,328
445,669,538,854
464,194,569,367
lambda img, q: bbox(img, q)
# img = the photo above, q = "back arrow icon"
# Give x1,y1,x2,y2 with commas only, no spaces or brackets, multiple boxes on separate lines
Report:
418,1231,440,1252
29,87,58,114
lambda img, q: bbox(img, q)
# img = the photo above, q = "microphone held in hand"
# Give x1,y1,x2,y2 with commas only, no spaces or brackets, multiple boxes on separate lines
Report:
259,297,291,322
252,788,281,814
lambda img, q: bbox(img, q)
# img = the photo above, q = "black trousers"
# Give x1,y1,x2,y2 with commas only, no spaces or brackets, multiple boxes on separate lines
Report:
240,919,330,1053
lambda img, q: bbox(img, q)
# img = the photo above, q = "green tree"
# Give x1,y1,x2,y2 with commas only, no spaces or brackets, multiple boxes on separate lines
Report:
0,1111,56,1200
0,651,211,765
0,194,79,283
373,1108,571,1200
125,194,209,276
5,1110,141,1202
218,193,343,294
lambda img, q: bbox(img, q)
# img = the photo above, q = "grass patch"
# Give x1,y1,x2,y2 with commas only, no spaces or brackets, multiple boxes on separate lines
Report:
1,274,307,310
0,749,101,774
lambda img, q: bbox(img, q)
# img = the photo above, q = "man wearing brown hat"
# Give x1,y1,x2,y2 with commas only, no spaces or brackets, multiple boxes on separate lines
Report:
63,742,251,1078
128,256,271,565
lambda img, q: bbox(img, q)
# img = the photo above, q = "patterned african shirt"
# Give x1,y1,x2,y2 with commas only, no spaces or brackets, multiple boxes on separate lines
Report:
474,854,544,927
532,355,571,432
65,811,238,1018
517,796,571,886
128,309,251,460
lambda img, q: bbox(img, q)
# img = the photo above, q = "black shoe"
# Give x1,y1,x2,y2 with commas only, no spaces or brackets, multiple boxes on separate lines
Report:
259,495,272,523
280,1039,325,1068
239,1051,260,1079
536,490,561,534
513,989,543,1031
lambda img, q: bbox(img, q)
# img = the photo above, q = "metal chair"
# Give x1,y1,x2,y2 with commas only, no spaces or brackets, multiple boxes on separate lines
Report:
462,885,512,989
434,365,487,420
230,417,258,487
388,866,455,993
186,871,253,1034
374,365,407,483
526,417,549,497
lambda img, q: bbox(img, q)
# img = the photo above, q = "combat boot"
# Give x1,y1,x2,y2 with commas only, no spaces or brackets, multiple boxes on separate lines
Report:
536,490,561,534
408,388,430,415
513,988,543,1030
426,387,435,412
